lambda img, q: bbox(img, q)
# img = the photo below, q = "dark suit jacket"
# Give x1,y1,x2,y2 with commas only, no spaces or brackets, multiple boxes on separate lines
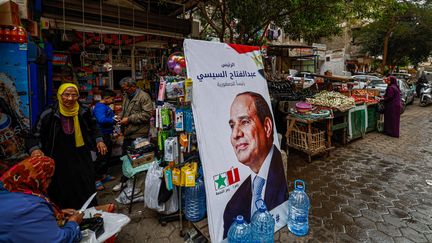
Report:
223,145,288,238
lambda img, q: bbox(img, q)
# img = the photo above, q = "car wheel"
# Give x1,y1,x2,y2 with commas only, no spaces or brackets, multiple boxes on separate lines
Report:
408,95,414,105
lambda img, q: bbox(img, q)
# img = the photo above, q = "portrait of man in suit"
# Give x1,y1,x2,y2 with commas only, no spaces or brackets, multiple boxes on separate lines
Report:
223,91,288,238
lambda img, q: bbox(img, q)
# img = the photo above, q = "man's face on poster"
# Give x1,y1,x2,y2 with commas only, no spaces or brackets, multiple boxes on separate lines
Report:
229,94,272,173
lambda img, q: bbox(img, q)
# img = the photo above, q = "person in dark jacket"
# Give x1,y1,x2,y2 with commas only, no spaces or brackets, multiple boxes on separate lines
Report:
93,89,117,190
416,72,428,97
0,156,83,242
118,77,153,150
27,83,107,209
383,76,402,137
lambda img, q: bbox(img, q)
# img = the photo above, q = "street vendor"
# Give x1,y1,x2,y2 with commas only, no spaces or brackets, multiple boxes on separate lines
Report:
0,156,83,242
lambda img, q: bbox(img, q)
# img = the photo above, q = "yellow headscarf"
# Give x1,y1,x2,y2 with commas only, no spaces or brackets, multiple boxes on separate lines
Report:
57,83,84,147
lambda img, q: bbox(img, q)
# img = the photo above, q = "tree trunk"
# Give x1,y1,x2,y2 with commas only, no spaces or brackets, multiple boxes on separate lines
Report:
381,31,391,74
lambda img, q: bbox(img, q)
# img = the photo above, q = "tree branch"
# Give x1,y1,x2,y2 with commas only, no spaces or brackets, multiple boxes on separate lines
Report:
198,2,221,35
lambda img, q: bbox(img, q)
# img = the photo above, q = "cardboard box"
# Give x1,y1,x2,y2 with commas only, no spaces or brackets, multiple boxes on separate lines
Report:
128,152,154,168
0,1,21,26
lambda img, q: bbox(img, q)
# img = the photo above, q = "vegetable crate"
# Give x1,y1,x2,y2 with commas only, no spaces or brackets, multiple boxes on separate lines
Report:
287,125,326,156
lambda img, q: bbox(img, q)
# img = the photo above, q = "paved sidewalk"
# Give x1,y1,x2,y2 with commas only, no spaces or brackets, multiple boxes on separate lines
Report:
99,101,432,242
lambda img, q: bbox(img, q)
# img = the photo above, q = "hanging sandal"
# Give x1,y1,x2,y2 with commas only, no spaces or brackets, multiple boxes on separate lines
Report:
96,181,105,191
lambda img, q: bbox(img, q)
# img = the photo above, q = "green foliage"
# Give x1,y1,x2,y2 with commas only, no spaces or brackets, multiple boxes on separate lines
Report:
354,0,432,66
196,0,374,45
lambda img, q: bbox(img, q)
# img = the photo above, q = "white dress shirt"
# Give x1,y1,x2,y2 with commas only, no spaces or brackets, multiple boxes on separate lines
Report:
250,145,274,216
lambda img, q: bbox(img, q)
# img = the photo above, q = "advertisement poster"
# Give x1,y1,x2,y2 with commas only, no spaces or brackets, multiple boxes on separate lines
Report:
184,39,288,242
0,43,30,175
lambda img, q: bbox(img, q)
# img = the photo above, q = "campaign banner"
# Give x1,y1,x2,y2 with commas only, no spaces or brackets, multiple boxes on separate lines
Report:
184,39,288,242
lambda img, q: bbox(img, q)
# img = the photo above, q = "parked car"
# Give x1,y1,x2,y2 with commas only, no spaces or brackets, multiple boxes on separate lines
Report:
289,72,315,88
351,75,381,89
392,73,414,84
366,78,415,113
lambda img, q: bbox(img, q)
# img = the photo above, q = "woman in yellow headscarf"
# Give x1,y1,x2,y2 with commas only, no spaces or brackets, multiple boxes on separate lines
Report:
27,83,107,209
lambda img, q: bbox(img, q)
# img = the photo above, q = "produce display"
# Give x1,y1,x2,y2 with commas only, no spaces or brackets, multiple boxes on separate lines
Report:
306,91,355,112
267,81,316,100
352,96,378,104
351,89,379,104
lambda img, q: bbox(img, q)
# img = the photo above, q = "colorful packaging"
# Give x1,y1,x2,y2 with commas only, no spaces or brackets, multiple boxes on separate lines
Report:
179,133,188,149
161,108,171,129
164,137,178,162
158,130,170,151
175,109,184,131
184,167,196,187
172,168,181,186
158,78,166,102
184,78,193,102
164,167,173,190
184,108,194,133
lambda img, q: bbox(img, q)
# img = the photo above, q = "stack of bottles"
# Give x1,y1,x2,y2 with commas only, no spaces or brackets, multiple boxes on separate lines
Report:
287,179,310,236
227,200,275,243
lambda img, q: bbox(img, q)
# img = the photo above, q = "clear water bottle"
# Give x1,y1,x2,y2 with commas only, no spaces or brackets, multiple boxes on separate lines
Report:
227,215,252,243
184,178,206,222
287,179,310,236
250,199,275,243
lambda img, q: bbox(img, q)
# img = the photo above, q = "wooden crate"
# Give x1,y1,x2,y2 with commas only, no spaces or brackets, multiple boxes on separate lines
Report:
287,126,326,154
128,152,154,168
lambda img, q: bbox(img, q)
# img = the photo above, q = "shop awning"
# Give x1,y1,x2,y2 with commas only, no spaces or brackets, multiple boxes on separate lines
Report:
42,0,192,38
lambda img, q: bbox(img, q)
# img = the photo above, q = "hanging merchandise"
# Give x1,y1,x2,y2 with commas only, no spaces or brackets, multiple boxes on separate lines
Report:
166,80,185,99
164,137,178,162
161,108,171,129
158,78,166,102
167,52,186,75
172,168,181,186
157,130,170,151
144,162,164,211
184,79,193,102
183,108,194,133
164,166,173,191
175,109,184,131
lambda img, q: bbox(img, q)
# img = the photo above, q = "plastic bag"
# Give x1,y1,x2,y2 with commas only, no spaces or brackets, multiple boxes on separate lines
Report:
144,161,164,211
81,207,131,243
115,180,144,204
160,187,178,215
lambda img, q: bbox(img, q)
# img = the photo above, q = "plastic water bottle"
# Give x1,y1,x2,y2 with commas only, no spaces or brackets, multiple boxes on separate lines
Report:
227,215,252,243
184,178,206,222
250,199,275,243
287,179,310,236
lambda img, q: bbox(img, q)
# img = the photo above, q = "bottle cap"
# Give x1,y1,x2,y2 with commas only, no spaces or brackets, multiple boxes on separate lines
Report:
235,215,244,223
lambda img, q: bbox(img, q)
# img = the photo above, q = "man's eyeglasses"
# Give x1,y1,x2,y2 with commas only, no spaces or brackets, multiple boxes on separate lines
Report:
61,93,79,98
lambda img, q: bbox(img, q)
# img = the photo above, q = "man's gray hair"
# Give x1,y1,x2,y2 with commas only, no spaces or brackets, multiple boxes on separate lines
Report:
119,77,136,86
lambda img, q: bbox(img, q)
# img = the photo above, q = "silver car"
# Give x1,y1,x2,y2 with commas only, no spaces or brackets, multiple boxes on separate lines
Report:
366,79,415,113
352,75,381,89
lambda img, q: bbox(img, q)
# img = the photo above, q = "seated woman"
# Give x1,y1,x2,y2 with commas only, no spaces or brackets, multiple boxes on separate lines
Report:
0,156,83,242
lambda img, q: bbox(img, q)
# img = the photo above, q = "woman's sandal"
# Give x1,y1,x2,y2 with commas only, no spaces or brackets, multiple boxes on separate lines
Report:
96,181,105,191
100,175,116,184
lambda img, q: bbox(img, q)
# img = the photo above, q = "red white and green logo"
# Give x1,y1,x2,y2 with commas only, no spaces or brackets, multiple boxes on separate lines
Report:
213,167,240,190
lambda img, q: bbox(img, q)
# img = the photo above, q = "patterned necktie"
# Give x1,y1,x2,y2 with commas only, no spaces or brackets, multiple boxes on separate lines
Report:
252,176,265,214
